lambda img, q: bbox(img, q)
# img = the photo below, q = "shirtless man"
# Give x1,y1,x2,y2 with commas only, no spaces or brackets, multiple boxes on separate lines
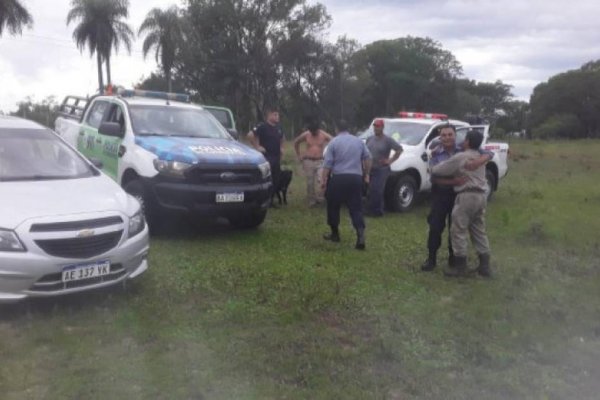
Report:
294,121,333,206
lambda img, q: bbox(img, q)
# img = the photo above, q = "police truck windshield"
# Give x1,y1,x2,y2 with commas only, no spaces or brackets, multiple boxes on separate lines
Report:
129,106,232,139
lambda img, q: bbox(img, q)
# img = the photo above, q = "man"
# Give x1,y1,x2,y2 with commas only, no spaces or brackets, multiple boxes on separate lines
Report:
321,120,372,250
421,124,492,271
431,130,492,277
365,119,403,216
248,108,285,207
293,120,332,206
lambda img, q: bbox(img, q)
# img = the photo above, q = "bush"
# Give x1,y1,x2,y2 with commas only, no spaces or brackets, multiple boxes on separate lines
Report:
532,114,585,139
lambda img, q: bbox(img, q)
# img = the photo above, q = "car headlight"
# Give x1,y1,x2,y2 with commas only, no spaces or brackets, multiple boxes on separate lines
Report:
153,159,193,178
128,210,146,238
258,161,271,180
0,229,26,252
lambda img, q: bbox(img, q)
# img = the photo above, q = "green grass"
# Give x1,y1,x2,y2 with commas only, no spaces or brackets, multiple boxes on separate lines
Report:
2,140,600,399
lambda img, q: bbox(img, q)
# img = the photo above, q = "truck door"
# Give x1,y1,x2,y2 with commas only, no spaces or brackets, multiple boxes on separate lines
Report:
96,103,125,179
80,100,110,161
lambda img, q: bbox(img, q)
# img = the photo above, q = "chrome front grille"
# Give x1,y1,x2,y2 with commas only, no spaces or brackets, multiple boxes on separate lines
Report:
186,167,261,185
35,230,123,259
30,216,123,232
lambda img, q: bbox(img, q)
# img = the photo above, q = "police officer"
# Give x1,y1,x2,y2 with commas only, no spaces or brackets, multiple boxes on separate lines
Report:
431,130,492,277
321,120,372,250
247,107,284,207
421,124,492,271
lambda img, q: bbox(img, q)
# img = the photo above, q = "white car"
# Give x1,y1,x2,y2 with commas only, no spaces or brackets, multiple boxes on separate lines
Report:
0,116,149,303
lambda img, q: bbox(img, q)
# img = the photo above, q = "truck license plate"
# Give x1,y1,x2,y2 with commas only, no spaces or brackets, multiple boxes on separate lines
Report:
62,260,111,283
216,193,244,203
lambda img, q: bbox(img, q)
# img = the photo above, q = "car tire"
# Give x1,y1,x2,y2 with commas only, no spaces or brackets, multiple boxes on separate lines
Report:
229,209,267,229
485,169,496,202
392,175,417,212
123,179,156,224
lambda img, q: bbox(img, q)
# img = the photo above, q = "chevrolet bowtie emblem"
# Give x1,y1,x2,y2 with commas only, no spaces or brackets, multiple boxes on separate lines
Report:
77,229,95,238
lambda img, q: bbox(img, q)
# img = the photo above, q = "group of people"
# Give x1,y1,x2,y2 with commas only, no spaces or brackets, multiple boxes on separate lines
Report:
247,108,493,277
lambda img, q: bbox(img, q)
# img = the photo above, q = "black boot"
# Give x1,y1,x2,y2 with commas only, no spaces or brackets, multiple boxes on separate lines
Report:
477,253,491,277
323,226,340,242
448,250,456,268
421,251,437,271
444,256,468,277
355,229,365,250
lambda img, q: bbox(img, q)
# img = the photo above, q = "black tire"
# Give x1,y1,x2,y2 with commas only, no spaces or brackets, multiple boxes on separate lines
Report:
229,209,268,229
392,175,418,212
123,179,158,228
485,169,497,202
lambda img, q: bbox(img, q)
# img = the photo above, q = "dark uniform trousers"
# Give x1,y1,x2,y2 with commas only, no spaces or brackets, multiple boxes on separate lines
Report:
268,159,282,199
326,174,365,231
427,184,456,256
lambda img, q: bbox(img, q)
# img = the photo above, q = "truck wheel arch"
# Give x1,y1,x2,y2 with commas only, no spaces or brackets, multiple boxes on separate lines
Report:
121,169,140,187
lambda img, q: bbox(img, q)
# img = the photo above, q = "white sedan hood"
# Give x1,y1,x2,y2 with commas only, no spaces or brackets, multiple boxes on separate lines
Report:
0,175,136,230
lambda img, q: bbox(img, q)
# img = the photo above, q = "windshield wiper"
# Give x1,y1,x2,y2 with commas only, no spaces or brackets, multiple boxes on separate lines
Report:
136,132,172,137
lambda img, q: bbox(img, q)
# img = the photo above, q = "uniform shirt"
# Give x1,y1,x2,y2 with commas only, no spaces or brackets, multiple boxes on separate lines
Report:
323,132,371,176
252,122,284,163
429,145,494,168
431,149,487,193
366,135,402,169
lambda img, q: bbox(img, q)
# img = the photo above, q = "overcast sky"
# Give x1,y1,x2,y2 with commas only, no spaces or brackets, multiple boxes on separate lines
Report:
1,0,599,113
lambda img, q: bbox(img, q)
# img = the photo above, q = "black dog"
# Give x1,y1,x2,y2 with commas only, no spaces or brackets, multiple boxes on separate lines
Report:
273,170,293,205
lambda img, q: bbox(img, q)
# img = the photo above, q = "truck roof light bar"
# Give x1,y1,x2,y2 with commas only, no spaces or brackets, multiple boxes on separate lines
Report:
117,88,190,103
398,111,448,120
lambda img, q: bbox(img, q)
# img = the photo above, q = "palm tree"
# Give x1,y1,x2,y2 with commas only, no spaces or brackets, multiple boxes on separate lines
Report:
67,0,133,93
0,0,33,36
138,6,182,93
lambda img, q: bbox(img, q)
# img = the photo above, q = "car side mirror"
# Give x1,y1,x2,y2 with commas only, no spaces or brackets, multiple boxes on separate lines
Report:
421,152,428,162
227,128,239,140
89,157,104,169
99,122,124,138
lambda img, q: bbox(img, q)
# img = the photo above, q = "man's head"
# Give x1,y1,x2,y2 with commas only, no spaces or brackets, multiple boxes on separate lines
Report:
337,119,350,133
373,119,384,136
307,120,320,136
464,130,484,150
265,107,280,125
438,124,456,149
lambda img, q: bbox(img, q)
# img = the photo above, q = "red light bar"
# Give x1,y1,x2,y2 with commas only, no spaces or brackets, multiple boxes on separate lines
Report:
398,111,448,120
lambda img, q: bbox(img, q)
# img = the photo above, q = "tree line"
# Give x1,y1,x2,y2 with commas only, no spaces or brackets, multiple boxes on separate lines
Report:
2,0,599,139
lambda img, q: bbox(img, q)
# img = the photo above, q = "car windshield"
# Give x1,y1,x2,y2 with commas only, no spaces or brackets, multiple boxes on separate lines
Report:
360,121,432,145
204,107,232,130
129,106,232,139
0,128,95,182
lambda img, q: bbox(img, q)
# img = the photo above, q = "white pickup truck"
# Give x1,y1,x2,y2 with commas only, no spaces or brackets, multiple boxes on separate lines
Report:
359,113,509,211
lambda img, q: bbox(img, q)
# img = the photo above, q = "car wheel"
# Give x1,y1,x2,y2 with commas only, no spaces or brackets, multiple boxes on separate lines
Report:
229,209,267,229
392,175,417,212
485,169,496,202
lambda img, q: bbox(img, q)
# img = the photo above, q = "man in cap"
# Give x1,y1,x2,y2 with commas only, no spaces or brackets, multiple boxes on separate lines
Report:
365,119,403,216
321,120,372,250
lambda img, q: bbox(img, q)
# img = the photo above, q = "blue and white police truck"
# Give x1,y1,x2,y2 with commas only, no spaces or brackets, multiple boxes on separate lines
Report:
55,89,272,229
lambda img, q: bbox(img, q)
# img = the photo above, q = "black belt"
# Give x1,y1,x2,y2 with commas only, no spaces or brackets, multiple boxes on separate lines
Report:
303,157,324,161
458,188,485,194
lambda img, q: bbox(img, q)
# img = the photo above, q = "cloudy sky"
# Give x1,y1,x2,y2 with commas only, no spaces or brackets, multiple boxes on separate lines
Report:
1,0,599,113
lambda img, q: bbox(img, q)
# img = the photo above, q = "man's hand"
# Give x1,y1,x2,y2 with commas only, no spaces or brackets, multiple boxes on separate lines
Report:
364,174,370,185
258,146,267,154
320,179,328,190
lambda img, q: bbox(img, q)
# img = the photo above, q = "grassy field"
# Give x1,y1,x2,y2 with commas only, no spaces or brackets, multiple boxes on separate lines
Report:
2,140,600,399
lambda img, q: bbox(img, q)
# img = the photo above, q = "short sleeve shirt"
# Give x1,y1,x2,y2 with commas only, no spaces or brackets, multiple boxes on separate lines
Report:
253,122,284,163
366,135,402,169
323,132,371,176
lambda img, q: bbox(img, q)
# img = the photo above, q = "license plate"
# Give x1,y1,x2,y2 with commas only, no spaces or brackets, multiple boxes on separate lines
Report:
62,260,111,283
216,192,244,203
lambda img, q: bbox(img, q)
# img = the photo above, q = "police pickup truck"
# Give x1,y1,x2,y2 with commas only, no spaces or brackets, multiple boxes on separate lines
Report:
55,89,272,229
359,112,509,212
